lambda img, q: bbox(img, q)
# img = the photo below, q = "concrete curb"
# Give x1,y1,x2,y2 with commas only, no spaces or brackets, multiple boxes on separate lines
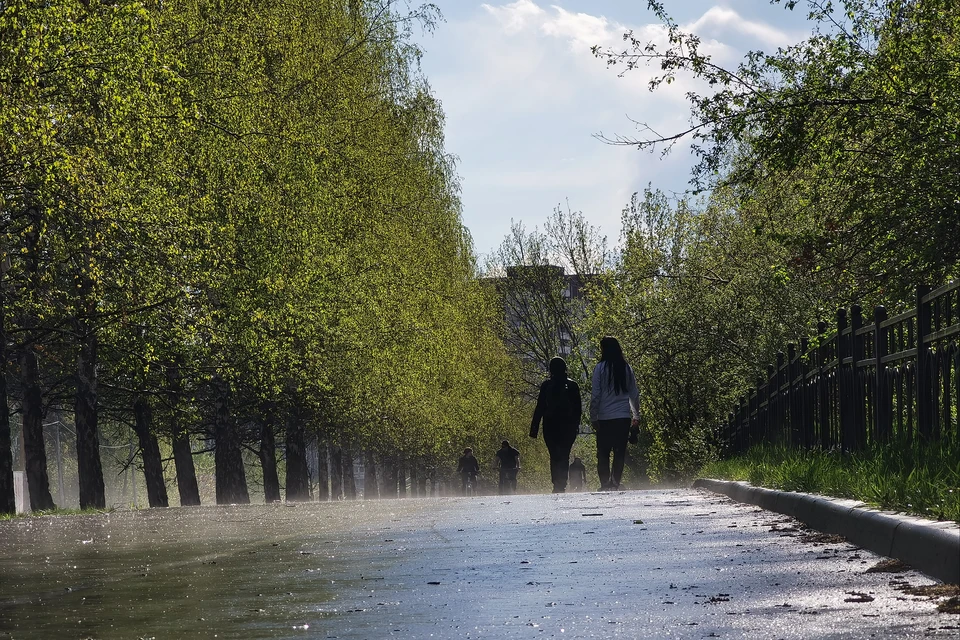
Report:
693,478,960,584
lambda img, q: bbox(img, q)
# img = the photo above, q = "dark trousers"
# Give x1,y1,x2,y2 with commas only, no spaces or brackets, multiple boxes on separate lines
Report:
545,436,574,493
498,468,518,494
596,418,631,489
569,471,585,491
460,472,476,495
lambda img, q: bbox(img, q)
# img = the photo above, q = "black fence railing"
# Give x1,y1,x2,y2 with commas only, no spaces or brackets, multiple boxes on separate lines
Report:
721,282,960,454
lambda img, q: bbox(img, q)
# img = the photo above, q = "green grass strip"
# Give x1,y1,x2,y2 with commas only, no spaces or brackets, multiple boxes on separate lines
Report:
0,507,113,521
699,438,960,523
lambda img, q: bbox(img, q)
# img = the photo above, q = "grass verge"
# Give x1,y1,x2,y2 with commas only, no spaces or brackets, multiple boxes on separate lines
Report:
0,507,113,521
699,439,960,523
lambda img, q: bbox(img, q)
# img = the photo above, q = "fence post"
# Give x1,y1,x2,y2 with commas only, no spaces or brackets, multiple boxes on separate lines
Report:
775,353,785,443
916,285,933,440
850,305,865,451
738,396,748,451
737,396,753,451
764,367,775,444
799,337,812,449
725,412,734,454
873,306,890,443
836,308,852,451
817,321,831,449
738,411,745,453
787,343,798,447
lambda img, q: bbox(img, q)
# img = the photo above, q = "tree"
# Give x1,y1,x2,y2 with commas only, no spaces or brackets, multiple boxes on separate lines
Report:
2,0,529,508
594,0,960,302
485,205,607,398
0,254,12,513
2,0,203,509
583,187,829,479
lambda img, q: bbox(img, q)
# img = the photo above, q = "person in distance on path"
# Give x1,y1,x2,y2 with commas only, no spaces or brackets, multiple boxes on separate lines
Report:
568,456,587,492
456,448,480,495
495,440,521,495
589,336,640,491
529,356,582,493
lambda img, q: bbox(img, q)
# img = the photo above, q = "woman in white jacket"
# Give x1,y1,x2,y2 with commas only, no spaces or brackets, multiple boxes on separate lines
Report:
589,336,640,490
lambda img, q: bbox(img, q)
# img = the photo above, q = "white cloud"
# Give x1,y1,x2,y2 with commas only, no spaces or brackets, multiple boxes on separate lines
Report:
539,6,616,51
419,2,803,256
482,0,545,34
685,6,799,51
471,2,729,111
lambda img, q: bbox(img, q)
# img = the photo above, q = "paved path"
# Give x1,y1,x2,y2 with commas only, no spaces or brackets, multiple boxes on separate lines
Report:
0,488,956,639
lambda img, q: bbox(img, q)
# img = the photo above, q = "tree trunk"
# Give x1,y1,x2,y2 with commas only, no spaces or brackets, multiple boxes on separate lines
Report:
172,431,200,506
284,400,310,502
167,363,199,506
342,448,356,500
21,346,54,511
417,468,428,497
408,466,419,497
316,437,329,502
363,450,377,499
0,285,14,514
213,377,249,505
74,317,105,509
53,419,64,505
259,407,280,503
133,397,168,508
317,432,330,502
398,464,407,498
330,445,343,500
19,209,53,511
386,460,398,499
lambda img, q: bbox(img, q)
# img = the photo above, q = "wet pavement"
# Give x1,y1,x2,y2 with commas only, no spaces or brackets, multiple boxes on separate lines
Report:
0,488,956,639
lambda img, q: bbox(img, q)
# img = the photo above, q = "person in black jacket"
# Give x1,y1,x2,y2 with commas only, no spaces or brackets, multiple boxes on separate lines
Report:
456,448,480,495
495,440,521,494
530,357,583,493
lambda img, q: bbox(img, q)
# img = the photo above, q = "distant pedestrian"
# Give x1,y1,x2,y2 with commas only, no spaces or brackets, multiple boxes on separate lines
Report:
495,440,521,495
457,448,480,496
530,356,582,493
568,457,586,492
589,336,640,491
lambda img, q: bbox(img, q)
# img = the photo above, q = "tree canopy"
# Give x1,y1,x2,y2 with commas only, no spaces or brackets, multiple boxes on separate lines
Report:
1,0,526,509
585,0,959,477
594,0,959,301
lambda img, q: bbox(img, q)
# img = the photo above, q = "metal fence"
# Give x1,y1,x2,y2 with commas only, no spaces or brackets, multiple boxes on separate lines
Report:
721,282,960,453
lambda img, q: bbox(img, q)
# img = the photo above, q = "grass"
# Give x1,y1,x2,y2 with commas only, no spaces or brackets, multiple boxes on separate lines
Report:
0,507,114,521
699,438,960,523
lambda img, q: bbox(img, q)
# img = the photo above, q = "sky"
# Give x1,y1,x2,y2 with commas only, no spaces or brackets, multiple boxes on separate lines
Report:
412,0,817,259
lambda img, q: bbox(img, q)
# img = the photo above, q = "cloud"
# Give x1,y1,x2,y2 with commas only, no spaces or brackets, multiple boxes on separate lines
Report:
685,6,801,51
539,6,617,51
472,2,731,109
418,2,803,255
482,0,545,34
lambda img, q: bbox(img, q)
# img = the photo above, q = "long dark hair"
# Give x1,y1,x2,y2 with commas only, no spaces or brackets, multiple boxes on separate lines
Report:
599,336,628,394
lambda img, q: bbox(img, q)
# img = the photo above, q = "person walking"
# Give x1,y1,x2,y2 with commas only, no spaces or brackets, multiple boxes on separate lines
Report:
495,440,521,495
529,356,582,493
568,456,587,492
457,448,480,496
589,336,640,491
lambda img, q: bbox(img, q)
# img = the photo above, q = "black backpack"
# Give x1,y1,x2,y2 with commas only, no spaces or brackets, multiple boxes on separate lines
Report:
544,378,575,425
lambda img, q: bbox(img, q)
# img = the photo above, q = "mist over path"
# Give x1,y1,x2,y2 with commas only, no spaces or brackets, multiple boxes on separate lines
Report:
0,489,953,639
